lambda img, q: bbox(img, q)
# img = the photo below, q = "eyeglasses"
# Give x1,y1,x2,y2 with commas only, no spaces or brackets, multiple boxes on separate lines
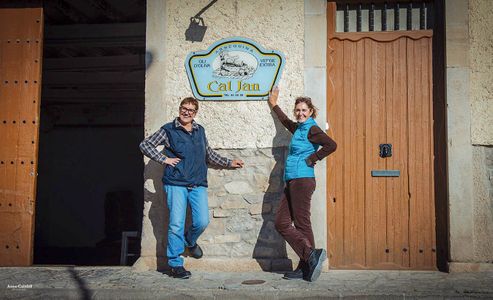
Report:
179,106,197,114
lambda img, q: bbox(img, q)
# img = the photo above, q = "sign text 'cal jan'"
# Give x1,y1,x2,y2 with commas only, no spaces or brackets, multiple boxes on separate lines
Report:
185,37,285,101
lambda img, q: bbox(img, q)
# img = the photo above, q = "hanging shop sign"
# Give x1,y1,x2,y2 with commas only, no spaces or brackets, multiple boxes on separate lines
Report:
185,37,285,101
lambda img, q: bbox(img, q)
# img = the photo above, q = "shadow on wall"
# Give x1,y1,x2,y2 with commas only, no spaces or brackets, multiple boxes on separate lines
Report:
144,159,169,271
145,51,153,72
253,110,292,271
145,149,243,272
138,50,170,271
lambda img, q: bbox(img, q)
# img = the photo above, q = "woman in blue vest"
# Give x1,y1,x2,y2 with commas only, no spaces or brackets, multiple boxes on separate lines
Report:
269,86,337,282
140,97,244,279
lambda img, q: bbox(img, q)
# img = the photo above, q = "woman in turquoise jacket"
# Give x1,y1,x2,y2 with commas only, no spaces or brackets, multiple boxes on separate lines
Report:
269,87,337,282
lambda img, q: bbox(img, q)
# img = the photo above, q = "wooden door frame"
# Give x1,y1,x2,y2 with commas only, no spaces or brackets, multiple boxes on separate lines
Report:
325,0,448,272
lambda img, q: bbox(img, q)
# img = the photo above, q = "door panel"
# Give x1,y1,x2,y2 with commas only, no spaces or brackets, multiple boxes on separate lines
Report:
327,4,435,270
0,8,43,266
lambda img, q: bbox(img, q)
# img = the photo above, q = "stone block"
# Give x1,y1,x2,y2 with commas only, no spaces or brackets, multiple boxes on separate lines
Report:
220,195,248,209
448,262,493,272
252,215,264,222
213,208,231,218
249,203,263,215
262,203,272,214
214,234,241,244
132,256,153,272
243,194,263,204
252,246,277,258
446,0,470,68
486,147,493,167
206,217,225,235
305,15,326,68
224,181,254,194
305,0,326,15
239,149,255,156
264,192,282,203
226,213,255,232
252,165,271,177
258,148,274,158
249,203,272,215
198,236,214,245
207,195,220,208
446,37,470,67
266,177,284,193
256,221,282,244
184,258,265,272
253,173,270,192
446,0,469,26
271,258,293,271
230,243,253,257
270,202,279,214
144,179,156,193
242,229,262,244
304,68,327,122
200,243,232,257
447,68,476,261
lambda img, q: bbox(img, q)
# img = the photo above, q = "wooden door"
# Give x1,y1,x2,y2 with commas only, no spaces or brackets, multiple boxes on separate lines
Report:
0,8,43,266
326,2,436,270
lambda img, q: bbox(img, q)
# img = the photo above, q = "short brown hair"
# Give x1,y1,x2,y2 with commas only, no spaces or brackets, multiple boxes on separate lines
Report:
294,96,318,119
180,97,199,111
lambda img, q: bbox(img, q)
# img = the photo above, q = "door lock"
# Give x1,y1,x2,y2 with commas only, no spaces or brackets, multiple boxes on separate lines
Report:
379,144,392,158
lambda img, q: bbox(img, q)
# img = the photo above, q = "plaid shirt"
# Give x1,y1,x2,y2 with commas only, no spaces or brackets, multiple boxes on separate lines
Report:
139,118,231,167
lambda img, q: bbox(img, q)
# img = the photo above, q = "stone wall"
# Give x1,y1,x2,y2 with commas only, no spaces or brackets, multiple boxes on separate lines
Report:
198,148,295,271
472,146,493,262
467,0,493,264
135,0,305,272
469,0,493,263
447,0,493,269
469,0,493,145
136,146,302,272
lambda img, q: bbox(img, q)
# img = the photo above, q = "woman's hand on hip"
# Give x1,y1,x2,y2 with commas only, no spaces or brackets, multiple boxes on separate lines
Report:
268,86,279,108
164,157,181,167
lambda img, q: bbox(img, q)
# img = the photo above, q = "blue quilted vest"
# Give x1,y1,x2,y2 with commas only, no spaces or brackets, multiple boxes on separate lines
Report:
284,117,319,181
161,121,208,187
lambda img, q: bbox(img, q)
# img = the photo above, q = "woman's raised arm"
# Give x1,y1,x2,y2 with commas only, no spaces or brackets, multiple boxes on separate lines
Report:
269,86,297,134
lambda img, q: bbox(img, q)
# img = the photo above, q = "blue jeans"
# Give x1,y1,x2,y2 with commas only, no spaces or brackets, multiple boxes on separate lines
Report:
164,185,209,268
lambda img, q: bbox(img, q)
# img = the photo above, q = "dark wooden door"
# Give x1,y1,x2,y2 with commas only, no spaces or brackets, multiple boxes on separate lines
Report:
0,8,43,266
326,2,436,270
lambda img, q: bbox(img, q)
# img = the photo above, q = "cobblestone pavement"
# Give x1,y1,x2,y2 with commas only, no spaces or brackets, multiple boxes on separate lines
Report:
1,267,492,299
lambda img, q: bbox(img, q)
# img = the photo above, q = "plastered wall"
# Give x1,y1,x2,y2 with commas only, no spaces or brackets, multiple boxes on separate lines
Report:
466,0,493,264
469,0,493,146
469,1,493,262
161,0,304,149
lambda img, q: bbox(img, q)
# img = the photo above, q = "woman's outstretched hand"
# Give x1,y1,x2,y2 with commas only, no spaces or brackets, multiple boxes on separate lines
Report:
268,86,279,108
231,159,244,168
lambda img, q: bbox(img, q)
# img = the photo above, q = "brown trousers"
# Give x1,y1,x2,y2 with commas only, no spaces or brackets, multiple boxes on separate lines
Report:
274,177,316,262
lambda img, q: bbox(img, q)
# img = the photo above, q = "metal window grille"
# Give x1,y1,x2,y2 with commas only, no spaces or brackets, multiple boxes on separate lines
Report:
335,1,434,32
